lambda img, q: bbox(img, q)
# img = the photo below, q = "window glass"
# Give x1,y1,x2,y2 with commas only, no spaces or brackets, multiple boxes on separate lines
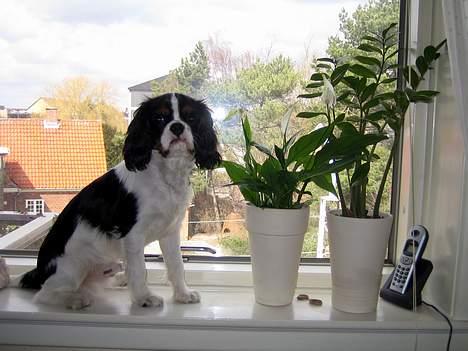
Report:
25,200,44,215
0,0,400,260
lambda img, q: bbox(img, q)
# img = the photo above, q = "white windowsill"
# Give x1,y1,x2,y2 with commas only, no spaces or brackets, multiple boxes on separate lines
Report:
0,284,464,351
1,257,467,350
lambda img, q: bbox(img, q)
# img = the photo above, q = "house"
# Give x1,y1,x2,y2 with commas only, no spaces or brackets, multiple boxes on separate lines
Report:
26,97,58,119
0,119,107,214
6,108,30,118
128,75,167,122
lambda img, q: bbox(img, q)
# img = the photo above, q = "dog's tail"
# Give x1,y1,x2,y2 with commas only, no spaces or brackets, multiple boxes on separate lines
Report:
18,268,43,289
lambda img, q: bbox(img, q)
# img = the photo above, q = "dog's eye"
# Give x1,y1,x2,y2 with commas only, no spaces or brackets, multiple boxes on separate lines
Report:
184,114,196,123
154,114,166,122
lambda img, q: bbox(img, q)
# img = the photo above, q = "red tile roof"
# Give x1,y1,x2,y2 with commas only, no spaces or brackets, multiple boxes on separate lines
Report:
0,119,107,189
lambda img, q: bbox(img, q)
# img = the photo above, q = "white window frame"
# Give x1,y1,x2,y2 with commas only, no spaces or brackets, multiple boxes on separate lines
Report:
25,199,44,215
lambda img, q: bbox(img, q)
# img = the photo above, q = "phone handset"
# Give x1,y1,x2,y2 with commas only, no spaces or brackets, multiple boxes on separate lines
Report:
389,225,429,294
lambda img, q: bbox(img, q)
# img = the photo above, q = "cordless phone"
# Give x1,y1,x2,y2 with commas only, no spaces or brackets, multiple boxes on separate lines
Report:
380,225,433,309
389,225,428,294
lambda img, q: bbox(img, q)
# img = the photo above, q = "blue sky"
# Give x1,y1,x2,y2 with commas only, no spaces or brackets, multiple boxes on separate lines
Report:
0,0,365,110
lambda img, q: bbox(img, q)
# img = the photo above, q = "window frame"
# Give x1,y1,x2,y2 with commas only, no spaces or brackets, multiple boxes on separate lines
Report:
24,199,44,215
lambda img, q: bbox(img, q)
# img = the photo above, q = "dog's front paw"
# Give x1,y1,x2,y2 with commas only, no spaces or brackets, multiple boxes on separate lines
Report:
112,272,128,287
174,290,201,304
135,294,164,308
65,293,92,310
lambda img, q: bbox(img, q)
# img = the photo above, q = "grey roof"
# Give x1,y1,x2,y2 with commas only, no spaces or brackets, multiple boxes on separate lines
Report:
128,75,168,92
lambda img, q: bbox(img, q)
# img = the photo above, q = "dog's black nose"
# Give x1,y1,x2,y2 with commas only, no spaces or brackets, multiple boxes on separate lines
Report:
170,122,185,136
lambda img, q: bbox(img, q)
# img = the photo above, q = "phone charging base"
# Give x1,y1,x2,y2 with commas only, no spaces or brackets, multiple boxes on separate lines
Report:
380,258,433,310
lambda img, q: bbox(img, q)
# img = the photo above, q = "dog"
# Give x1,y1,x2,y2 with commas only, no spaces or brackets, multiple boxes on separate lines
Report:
17,93,221,309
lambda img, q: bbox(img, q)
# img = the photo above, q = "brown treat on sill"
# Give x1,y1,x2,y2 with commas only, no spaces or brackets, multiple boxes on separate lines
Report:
296,294,309,301
309,298,323,306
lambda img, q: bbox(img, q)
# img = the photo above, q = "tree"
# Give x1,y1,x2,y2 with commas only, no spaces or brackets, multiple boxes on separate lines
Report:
152,41,210,99
49,76,127,169
327,0,400,60
50,76,126,132
208,55,301,147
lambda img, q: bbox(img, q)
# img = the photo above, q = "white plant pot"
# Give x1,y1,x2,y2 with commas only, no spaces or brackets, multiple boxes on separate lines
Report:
246,204,309,306
327,210,393,313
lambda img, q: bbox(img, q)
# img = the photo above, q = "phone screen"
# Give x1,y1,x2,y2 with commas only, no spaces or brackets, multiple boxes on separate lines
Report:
403,240,418,256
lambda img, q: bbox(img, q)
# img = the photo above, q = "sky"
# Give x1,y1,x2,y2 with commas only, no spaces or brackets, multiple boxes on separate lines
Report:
0,0,366,111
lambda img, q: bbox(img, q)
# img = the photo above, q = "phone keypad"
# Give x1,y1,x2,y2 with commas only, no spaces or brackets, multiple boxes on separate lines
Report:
390,261,412,292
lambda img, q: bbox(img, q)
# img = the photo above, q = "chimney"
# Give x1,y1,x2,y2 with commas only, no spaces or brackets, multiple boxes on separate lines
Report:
46,108,58,120
0,106,6,119
0,146,10,211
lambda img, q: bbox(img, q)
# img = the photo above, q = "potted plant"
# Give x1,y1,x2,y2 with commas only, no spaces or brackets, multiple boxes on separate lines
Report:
298,23,445,313
223,109,377,306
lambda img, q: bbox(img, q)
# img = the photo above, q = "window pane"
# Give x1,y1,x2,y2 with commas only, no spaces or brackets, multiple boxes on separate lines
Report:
1,0,400,261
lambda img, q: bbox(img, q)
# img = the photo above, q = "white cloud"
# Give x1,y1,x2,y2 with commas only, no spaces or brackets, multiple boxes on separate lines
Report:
0,0,364,110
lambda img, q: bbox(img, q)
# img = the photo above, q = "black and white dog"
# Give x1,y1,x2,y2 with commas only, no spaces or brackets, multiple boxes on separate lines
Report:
18,93,221,309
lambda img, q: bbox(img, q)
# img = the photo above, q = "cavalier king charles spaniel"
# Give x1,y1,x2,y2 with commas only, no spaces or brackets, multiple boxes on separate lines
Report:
17,93,221,309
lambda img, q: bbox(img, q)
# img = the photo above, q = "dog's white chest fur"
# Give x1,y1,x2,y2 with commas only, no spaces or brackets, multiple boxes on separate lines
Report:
115,153,194,245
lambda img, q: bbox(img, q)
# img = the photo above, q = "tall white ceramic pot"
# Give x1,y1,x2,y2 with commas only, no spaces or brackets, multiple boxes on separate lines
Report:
327,210,393,313
246,204,309,306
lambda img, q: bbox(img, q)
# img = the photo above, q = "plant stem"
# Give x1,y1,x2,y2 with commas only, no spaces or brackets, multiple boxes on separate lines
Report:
373,134,397,218
336,174,351,217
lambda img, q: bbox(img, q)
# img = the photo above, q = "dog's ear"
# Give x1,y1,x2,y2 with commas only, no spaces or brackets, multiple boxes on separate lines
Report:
123,103,154,172
193,102,222,170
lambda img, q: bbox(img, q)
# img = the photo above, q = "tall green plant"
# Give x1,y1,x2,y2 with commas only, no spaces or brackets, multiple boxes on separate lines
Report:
299,23,446,218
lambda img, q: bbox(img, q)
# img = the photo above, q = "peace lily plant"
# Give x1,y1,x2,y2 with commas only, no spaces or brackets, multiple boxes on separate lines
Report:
222,109,376,210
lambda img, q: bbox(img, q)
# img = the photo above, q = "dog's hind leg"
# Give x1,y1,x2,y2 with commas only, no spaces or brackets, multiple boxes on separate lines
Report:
34,257,92,310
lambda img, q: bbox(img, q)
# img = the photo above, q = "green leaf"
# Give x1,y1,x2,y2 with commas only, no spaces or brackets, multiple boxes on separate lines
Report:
306,81,323,89
386,49,399,60
361,83,377,102
403,67,420,89
224,108,244,121
382,23,398,37
381,78,397,85
241,117,252,146
342,76,363,91
280,106,294,137
362,35,382,45
416,90,440,98
366,110,386,121
222,160,250,183
317,57,335,64
287,125,332,166
351,162,370,187
355,56,381,67
374,92,395,101
336,90,353,102
416,56,429,76
310,73,325,81
330,64,350,86
349,64,376,79
312,174,337,196
424,46,437,62
315,133,387,166
362,97,380,110
296,112,327,119
316,63,332,69
358,43,382,54
275,145,286,168
251,142,274,158
298,93,322,99
337,122,359,136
